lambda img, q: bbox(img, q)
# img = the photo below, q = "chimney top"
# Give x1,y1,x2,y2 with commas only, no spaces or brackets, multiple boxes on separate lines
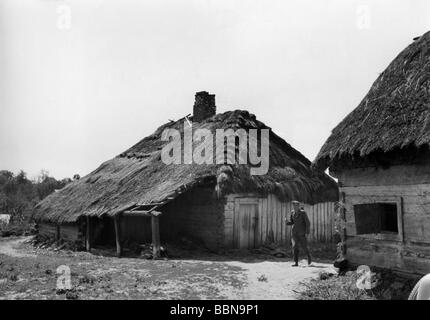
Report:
193,91,216,122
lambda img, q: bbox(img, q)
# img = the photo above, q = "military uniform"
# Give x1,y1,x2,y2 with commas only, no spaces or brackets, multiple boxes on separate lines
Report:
286,208,311,265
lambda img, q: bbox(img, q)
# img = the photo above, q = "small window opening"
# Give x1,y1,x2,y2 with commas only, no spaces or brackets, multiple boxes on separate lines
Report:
354,203,398,235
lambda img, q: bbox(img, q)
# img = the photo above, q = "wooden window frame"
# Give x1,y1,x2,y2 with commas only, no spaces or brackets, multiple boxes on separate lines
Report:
352,196,404,242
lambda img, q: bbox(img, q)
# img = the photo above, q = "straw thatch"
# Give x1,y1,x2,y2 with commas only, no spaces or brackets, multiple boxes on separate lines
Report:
34,110,338,223
314,31,430,170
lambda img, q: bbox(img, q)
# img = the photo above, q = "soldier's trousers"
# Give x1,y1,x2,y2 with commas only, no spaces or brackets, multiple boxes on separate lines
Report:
291,234,311,263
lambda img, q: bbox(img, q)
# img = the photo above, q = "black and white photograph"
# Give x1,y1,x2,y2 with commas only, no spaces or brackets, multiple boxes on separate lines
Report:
1,0,430,306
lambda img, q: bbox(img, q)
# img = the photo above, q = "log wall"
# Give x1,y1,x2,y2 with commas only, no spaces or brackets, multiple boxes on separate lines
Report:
38,222,57,238
59,223,80,242
338,164,430,274
38,222,81,242
159,187,225,250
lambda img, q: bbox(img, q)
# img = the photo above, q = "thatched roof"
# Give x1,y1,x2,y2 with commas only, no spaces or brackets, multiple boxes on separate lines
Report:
34,110,338,223
314,31,430,170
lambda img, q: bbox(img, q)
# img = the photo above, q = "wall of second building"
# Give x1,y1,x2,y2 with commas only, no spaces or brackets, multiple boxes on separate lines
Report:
38,222,82,243
38,222,57,238
159,186,225,251
338,164,430,274
223,193,337,249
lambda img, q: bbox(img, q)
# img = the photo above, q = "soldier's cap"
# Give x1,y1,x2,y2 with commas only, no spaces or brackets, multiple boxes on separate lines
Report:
291,200,300,204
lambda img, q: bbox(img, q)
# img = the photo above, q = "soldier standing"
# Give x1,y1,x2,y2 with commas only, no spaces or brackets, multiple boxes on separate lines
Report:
286,200,312,266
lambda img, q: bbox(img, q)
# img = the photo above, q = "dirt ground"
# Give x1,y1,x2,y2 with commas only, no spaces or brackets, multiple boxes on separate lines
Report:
0,236,335,300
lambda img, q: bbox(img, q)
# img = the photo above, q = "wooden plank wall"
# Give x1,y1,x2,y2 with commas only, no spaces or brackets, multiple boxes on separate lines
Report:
305,201,336,243
224,194,336,248
259,195,336,245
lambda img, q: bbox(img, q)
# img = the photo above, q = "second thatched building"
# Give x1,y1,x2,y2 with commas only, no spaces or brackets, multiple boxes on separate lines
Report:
314,31,430,274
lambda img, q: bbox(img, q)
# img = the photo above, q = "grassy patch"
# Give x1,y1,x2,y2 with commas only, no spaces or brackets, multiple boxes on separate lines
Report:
0,241,246,300
298,268,419,300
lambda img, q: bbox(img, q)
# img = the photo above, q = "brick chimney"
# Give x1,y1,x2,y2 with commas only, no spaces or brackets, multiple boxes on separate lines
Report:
193,91,216,122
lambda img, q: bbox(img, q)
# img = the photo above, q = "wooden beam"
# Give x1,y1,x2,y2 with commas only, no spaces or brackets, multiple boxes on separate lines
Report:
56,225,60,245
341,192,347,252
122,210,151,216
123,210,162,216
146,205,162,214
138,202,166,207
151,215,161,258
114,216,122,257
126,203,163,214
86,216,91,252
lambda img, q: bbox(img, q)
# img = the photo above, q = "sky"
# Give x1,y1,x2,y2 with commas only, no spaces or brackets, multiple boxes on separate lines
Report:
0,0,429,179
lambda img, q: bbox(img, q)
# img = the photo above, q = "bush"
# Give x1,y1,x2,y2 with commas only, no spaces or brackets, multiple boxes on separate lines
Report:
298,267,418,300
299,272,376,300
0,170,73,237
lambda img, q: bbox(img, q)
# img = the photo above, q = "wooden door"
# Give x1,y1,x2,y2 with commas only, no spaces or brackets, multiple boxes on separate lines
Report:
234,201,259,249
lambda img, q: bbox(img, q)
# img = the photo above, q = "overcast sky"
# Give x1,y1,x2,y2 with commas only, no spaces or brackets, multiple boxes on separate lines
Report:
1,0,429,179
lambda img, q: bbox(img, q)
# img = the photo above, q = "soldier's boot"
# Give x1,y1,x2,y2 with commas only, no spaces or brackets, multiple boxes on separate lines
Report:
292,249,299,267
307,254,312,265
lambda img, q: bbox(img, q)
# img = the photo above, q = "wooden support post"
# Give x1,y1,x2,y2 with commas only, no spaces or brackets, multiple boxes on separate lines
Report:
151,215,161,258
114,215,122,257
86,216,91,252
56,225,60,245
341,192,347,254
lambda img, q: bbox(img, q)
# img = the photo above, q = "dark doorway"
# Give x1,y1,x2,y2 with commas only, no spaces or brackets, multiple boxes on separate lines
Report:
92,216,116,246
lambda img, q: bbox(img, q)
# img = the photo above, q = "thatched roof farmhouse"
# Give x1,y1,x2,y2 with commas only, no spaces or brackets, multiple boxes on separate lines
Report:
314,31,430,274
35,91,338,256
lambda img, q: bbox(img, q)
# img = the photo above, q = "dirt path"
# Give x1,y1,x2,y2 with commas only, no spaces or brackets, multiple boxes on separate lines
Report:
227,260,334,299
0,236,334,300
